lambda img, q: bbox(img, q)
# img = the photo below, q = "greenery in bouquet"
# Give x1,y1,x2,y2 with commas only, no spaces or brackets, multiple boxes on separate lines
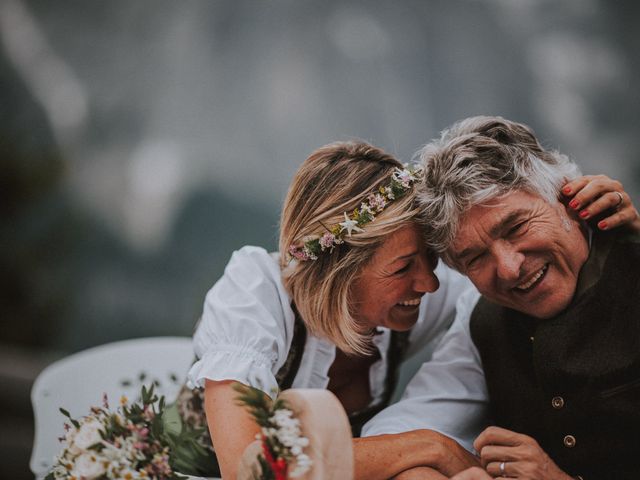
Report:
47,385,213,480
234,384,312,480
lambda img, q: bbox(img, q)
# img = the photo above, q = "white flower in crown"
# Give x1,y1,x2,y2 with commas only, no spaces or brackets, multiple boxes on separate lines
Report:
339,212,364,236
393,167,417,188
359,202,374,216
383,186,395,200
302,245,318,261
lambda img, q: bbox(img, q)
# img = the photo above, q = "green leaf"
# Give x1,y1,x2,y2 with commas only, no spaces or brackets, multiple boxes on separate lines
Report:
59,407,80,428
162,403,183,437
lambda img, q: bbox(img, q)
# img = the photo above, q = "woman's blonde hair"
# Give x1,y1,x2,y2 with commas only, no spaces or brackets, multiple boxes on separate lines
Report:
279,141,423,355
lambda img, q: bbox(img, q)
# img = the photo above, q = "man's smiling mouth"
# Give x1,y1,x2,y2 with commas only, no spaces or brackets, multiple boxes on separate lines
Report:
514,264,549,292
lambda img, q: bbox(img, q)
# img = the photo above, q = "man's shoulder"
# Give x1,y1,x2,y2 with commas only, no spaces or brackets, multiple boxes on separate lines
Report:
470,296,506,324
617,230,640,245
468,296,506,342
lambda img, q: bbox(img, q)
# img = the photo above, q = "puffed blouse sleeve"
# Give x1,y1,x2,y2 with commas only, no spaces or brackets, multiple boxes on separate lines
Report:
186,246,295,399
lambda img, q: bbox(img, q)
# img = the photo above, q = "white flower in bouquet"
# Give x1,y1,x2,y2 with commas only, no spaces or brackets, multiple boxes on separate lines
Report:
70,452,106,479
73,417,104,451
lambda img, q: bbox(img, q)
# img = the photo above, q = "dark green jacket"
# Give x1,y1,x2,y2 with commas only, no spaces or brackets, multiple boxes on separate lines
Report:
470,230,640,479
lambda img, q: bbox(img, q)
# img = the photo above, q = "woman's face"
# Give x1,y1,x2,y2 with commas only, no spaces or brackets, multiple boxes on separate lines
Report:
351,224,440,332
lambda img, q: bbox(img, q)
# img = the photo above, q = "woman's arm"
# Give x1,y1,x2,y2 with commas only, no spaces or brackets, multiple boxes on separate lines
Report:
393,467,448,480
204,379,262,480
353,430,479,480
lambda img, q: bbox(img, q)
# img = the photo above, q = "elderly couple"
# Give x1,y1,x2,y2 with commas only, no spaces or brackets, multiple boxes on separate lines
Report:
184,116,640,479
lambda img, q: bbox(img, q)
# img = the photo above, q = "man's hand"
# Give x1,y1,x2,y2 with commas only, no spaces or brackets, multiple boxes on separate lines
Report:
473,426,573,480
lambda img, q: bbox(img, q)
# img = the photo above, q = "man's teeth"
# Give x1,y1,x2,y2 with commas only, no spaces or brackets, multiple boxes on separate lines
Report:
516,265,548,290
398,298,421,306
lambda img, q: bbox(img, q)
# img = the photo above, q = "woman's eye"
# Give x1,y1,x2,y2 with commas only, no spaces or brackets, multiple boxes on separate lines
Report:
394,262,412,275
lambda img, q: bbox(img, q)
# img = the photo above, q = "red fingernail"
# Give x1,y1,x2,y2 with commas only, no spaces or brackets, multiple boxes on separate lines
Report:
579,210,589,218
569,199,579,209
562,186,572,194
598,220,608,230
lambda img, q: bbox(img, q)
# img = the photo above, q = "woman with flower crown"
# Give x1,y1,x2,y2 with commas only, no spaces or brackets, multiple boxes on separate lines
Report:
179,141,637,479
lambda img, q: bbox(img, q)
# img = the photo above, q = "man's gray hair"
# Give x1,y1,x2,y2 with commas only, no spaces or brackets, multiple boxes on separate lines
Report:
417,116,581,265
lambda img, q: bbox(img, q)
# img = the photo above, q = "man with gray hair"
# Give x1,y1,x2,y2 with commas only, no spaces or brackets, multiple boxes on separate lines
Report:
363,116,640,479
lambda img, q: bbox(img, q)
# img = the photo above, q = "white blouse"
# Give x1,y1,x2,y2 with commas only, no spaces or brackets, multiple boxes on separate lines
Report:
187,246,472,404
361,287,489,452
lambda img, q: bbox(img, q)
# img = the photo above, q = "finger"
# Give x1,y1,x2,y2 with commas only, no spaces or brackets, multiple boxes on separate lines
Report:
473,426,527,452
477,445,523,467
561,176,591,197
597,206,639,230
565,175,623,210
577,191,627,220
486,460,514,478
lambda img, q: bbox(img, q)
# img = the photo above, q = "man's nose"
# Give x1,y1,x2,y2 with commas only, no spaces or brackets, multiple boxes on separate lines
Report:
413,252,440,293
493,241,524,283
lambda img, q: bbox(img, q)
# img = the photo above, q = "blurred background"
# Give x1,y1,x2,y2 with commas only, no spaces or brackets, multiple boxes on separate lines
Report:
1,0,638,477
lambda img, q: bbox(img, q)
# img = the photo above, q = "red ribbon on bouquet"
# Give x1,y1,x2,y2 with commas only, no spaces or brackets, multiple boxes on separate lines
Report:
261,437,288,480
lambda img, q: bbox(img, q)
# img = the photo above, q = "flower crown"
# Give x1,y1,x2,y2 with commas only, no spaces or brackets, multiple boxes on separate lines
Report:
288,164,424,262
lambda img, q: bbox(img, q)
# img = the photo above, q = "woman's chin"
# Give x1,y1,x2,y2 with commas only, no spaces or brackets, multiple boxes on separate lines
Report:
387,306,420,331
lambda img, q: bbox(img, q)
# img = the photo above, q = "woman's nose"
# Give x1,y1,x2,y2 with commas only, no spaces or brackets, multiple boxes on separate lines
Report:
413,253,440,293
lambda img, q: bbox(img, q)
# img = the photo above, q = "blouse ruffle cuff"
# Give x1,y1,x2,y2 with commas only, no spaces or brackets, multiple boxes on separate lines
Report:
186,347,279,400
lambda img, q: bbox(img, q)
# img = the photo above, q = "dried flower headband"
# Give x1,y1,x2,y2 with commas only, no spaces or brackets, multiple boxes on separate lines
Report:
287,165,424,262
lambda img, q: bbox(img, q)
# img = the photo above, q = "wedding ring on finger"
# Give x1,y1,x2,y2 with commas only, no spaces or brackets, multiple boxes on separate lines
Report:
614,191,624,210
499,461,506,475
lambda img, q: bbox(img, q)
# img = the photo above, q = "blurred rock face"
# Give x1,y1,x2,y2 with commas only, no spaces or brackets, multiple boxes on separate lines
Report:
1,2,638,478
2,0,639,353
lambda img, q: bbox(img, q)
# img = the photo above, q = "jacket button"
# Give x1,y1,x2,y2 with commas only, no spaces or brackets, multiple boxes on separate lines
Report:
563,435,576,448
551,396,565,409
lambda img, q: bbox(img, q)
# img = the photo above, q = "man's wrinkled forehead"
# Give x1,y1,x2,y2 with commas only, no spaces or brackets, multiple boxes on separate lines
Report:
449,205,531,263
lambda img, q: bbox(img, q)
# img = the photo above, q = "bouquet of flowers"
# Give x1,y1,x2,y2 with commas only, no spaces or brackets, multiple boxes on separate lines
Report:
234,384,312,480
46,385,212,480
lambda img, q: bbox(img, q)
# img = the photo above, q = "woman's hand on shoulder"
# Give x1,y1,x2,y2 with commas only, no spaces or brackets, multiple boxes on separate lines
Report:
562,175,640,232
